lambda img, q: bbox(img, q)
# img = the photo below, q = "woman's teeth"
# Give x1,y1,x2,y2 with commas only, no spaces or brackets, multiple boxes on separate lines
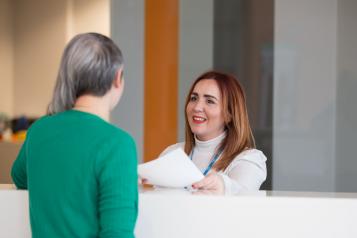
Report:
193,116,206,122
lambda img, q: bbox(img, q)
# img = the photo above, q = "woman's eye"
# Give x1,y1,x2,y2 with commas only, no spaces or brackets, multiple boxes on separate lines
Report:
190,95,197,101
207,99,215,104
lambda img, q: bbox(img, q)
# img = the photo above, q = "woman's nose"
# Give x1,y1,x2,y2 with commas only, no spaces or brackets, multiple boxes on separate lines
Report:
193,100,204,112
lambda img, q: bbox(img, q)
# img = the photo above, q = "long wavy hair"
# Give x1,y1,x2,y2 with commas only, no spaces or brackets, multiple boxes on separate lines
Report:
184,71,255,172
47,32,123,115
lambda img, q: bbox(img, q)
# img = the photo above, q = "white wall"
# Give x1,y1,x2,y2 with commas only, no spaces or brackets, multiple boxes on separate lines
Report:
0,0,14,117
178,0,214,141
67,0,110,40
13,0,67,117
110,0,145,162
273,0,337,191
274,0,357,193
335,0,357,192
1,0,110,118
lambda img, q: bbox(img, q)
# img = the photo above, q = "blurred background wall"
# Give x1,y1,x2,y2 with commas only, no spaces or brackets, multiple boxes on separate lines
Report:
0,0,110,183
0,0,109,118
0,0,14,117
1,0,357,193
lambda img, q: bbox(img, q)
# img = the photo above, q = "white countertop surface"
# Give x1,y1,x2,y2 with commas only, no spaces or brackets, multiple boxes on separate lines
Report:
139,185,357,199
3,183,357,199
2,184,357,238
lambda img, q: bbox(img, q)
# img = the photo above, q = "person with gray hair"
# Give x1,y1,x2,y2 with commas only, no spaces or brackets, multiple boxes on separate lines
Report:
11,33,138,238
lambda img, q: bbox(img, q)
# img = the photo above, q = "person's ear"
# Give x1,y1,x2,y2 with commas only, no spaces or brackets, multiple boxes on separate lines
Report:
113,68,123,88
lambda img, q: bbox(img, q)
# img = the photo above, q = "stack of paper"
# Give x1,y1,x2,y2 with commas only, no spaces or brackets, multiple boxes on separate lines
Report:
138,148,204,188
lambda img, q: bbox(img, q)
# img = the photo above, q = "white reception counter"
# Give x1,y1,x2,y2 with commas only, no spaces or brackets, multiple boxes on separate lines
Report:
1,184,357,238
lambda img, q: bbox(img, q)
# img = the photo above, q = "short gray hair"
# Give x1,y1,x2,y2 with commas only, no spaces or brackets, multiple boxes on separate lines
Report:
47,32,123,115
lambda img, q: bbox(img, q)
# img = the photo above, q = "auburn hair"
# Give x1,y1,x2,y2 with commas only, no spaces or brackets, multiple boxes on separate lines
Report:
184,70,255,171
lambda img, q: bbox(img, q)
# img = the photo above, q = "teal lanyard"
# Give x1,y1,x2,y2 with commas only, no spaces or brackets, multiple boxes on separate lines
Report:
190,148,222,176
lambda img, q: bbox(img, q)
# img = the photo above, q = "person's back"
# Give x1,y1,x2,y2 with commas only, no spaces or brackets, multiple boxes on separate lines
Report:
11,33,138,238
12,110,137,237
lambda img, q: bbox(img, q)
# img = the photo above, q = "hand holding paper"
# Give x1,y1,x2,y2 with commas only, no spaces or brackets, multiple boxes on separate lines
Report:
138,148,204,188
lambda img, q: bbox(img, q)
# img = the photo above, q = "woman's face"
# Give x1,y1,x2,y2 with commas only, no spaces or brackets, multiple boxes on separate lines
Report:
186,79,226,141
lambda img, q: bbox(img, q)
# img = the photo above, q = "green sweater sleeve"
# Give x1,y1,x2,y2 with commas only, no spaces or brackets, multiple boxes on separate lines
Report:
11,139,28,189
96,135,138,238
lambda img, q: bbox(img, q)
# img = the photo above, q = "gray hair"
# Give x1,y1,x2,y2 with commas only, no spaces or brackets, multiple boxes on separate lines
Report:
47,32,123,115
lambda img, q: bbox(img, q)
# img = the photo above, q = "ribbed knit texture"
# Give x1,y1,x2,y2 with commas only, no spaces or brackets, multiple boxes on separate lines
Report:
12,110,138,238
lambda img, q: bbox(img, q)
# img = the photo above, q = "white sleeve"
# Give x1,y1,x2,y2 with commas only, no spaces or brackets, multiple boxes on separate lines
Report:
219,150,267,195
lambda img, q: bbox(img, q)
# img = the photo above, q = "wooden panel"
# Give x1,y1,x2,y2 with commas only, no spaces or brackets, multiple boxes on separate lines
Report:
144,0,178,162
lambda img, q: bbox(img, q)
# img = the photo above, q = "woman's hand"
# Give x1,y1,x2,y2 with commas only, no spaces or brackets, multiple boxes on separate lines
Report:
191,172,225,195
138,177,148,185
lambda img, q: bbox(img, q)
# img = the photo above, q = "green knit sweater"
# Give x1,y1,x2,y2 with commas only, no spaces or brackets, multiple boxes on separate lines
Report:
11,110,138,238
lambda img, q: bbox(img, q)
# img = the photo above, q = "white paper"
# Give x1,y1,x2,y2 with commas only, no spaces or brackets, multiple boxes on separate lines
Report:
138,148,204,188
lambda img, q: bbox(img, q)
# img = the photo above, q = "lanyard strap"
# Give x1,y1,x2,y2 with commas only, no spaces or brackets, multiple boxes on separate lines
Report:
190,148,222,176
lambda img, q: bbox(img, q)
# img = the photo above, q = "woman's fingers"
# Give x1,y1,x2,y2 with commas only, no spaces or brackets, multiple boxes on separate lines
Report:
138,178,148,185
192,175,210,188
192,173,221,190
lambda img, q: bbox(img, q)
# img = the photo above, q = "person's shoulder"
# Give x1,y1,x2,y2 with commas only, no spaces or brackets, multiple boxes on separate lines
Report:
27,110,91,131
225,148,267,172
228,149,267,167
94,126,136,164
159,142,185,157
236,149,267,162
24,114,51,134
29,115,50,126
109,126,135,144
95,123,136,150
93,127,137,176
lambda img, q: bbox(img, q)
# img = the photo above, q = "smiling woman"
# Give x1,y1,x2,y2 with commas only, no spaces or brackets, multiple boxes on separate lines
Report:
158,71,267,195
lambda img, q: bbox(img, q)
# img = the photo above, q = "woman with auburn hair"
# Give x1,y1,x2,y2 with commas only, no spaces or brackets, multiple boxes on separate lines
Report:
160,70,267,194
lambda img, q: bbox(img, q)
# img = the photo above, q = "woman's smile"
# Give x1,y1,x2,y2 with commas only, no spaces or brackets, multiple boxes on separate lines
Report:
192,115,207,124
